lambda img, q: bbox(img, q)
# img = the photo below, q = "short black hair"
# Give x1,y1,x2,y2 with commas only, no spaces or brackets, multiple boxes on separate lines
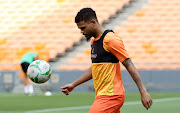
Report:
75,8,98,23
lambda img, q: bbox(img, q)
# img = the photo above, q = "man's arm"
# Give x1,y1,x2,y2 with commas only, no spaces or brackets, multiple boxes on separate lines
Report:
122,58,153,109
61,67,92,95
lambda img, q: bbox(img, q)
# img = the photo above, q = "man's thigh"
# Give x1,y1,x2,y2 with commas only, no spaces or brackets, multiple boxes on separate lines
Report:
89,95,125,113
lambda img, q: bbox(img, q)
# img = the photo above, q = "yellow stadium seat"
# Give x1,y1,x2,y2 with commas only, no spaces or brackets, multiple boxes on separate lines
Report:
84,48,91,55
35,43,46,50
127,27,136,33
57,0,65,3
145,47,158,54
0,38,6,44
142,42,152,49
135,11,145,17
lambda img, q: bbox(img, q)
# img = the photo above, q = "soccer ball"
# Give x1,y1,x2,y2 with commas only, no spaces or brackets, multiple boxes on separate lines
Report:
27,60,52,83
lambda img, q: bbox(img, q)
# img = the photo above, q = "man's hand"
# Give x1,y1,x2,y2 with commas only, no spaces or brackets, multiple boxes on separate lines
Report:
61,67,92,95
61,84,75,95
141,90,153,110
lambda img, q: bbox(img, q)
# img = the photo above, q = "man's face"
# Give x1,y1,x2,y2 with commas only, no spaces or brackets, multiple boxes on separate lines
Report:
76,20,95,41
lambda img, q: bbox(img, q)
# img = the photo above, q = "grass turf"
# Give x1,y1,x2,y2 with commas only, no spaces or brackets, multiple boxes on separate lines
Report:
0,92,179,113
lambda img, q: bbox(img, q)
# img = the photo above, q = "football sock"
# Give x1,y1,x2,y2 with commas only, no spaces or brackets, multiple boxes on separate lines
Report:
28,85,34,94
24,86,28,94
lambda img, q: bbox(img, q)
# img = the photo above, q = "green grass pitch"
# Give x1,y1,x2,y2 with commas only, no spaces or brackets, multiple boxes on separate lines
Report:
0,92,180,113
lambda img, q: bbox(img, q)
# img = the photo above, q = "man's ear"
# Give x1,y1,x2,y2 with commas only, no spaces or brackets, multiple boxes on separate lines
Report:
90,19,96,26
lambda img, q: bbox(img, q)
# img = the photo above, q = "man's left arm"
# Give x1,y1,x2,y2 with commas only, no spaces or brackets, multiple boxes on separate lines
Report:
122,58,153,110
105,33,153,109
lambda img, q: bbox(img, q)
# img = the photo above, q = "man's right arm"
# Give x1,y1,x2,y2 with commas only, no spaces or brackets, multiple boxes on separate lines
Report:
61,67,92,95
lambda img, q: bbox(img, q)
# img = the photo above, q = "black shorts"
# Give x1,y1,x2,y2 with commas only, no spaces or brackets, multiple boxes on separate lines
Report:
21,62,30,74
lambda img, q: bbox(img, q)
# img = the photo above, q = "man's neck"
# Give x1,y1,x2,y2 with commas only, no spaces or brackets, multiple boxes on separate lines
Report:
94,26,104,38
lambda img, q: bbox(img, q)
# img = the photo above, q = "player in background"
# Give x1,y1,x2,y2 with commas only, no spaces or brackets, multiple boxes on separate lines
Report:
61,8,152,112
20,53,39,95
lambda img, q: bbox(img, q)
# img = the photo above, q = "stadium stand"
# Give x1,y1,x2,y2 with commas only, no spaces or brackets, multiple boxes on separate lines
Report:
0,0,179,94
0,0,129,71
60,0,180,70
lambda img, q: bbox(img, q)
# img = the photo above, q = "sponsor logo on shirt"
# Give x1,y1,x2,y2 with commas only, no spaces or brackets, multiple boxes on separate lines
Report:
91,48,97,59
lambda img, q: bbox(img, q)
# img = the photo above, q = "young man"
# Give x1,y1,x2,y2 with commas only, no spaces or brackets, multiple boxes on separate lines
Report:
20,52,39,95
61,8,152,113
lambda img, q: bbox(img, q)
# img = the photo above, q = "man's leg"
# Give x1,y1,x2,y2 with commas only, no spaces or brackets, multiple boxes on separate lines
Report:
21,62,34,95
24,73,34,94
89,95,125,113
27,77,34,94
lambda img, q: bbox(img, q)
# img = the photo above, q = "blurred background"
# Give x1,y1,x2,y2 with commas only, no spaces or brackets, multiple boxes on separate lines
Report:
0,0,179,113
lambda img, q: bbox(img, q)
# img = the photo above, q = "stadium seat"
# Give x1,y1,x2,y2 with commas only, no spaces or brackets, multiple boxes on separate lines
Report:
0,38,6,44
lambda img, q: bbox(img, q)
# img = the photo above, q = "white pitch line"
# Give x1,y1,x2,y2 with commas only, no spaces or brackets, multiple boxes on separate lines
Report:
25,106,91,113
25,97,180,113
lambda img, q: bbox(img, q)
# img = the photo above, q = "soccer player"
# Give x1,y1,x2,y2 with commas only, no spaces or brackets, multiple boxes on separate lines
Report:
61,8,152,112
20,52,39,95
